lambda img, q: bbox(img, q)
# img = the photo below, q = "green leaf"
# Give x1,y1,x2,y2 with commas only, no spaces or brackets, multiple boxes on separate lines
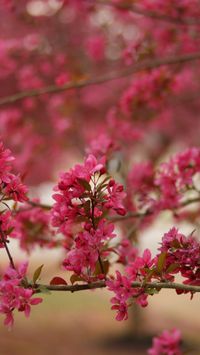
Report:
6,227,14,235
33,264,44,284
171,239,180,249
166,263,179,273
77,178,91,191
97,176,110,191
145,267,157,281
70,274,85,284
157,252,167,274
94,259,109,276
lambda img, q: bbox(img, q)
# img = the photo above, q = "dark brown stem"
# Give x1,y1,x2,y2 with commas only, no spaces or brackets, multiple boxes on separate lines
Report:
1,52,200,106
98,251,105,276
0,225,15,269
91,196,105,276
35,281,200,293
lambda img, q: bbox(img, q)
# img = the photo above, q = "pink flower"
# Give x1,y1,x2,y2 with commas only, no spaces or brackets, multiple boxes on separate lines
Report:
111,298,129,321
85,35,105,61
87,133,117,160
117,239,138,265
55,72,70,86
4,174,28,202
11,201,53,252
106,271,134,321
148,329,182,355
0,262,42,327
105,180,126,216
0,142,14,184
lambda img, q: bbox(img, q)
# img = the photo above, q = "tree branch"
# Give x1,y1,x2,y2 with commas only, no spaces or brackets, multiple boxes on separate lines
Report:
1,52,200,106
36,281,200,293
25,195,200,223
95,0,200,26
109,196,200,222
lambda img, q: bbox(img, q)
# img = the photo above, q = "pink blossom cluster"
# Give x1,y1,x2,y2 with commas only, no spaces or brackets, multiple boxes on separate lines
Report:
0,263,42,327
87,133,117,161
106,271,134,321
0,142,28,203
11,201,53,252
148,328,182,355
160,227,200,288
155,147,200,209
63,220,115,281
106,228,200,321
127,147,200,213
51,154,126,280
106,249,154,321
116,239,138,265
0,142,28,251
120,68,173,117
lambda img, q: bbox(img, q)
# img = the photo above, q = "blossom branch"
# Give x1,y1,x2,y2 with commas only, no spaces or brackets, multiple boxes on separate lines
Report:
94,0,200,26
25,195,200,223
109,196,200,222
36,281,200,293
1,52,200,106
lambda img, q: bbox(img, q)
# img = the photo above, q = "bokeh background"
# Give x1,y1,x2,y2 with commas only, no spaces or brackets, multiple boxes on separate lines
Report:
1,1,200,354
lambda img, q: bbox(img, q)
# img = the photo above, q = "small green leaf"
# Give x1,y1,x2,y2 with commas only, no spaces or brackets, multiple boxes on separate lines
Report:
33,264,44,284
145,267,157,281
97,176,110,191
77,178,91,191
94,259,109,276
6,227,14,235
171,239,180,249
157,252,167,274
166,263,179,273
70,274,85,284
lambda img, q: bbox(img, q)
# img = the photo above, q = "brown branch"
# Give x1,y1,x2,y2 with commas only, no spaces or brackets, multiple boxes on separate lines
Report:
0,224,15,269
25,195,200,223
36,281,200,293
181,196,200,207
110,196,200,222
109,211,151,222
1,52,200,106
95,0,200,26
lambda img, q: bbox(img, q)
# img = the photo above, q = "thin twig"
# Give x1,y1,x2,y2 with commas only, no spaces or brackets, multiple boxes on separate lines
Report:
109,211,151,222
0,224,15,269
1,52,200,106
109,196,200,222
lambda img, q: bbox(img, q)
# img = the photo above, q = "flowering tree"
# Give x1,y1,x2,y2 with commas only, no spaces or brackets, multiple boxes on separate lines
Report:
1,1,200,353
